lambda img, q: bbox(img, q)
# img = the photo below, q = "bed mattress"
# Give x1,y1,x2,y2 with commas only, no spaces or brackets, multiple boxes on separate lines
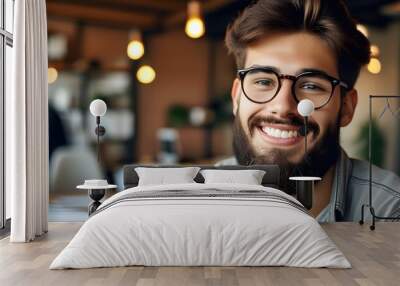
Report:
50,183,350,269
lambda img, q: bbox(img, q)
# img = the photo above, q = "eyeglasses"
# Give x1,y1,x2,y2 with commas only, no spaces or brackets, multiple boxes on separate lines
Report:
237,67,349,109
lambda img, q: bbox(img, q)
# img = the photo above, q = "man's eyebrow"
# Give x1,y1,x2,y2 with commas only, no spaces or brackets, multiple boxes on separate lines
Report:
296,68,329,75
247,65,280,73
246,66,332,77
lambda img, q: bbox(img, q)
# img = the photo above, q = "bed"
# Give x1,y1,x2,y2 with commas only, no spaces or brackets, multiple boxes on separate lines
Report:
50,165,350,269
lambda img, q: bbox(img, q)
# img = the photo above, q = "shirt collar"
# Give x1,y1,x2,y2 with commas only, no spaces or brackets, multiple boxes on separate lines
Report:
331,148,353,220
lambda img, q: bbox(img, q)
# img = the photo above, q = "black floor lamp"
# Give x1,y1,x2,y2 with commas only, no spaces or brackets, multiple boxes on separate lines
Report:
289,99,321,210
89,99,107,163
85,99,108,214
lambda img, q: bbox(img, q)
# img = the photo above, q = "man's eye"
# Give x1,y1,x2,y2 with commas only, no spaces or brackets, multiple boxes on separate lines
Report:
301,83,324,91
254,79,274,86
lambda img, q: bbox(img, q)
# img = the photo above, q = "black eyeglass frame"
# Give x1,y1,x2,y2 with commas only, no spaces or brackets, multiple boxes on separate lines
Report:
237,67,349,109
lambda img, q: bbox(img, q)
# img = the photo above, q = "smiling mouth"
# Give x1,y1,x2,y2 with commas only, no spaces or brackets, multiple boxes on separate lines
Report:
256,124,305,146
260,126,300,139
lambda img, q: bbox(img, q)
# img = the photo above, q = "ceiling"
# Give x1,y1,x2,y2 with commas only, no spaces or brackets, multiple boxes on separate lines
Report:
46,0,400,38
347,0,400,27
46,0,237,33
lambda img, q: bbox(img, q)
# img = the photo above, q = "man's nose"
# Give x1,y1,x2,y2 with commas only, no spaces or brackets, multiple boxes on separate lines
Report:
266,80,298,117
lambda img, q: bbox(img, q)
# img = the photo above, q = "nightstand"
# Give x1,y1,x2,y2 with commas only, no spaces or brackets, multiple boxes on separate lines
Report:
289,176,321,210
76,184,117,215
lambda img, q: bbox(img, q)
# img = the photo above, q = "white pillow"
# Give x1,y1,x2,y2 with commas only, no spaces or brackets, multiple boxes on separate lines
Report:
135,167,200,186
200,169,266,185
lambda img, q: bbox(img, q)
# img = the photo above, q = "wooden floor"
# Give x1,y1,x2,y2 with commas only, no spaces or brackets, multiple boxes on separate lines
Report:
49,190,117,222
0,222,399,286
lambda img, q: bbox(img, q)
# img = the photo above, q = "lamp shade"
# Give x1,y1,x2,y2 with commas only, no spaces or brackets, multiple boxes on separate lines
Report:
90,99,107,117
297,99,315,117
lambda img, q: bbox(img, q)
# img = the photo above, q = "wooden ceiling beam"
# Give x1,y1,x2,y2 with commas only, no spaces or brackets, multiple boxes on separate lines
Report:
46,2,159,29
47,0,184,15
109,0,187,12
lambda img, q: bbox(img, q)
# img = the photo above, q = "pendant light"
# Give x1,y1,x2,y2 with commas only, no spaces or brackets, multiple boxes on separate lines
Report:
137,65,156,84
127,30,145,60
185,1,205,39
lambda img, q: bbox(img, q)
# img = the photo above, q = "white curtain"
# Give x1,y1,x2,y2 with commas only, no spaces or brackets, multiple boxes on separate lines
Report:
7,0,49,242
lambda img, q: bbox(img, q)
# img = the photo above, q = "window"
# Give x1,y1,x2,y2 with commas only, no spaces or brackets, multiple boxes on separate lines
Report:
1,0,14,230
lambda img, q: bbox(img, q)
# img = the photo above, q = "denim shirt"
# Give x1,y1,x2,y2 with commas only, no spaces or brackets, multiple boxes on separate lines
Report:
216,149,400,223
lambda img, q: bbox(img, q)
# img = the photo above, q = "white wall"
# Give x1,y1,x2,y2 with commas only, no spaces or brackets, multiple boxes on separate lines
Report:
341,22,400,171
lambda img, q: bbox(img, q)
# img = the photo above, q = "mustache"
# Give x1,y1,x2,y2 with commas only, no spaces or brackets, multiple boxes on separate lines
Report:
248,115,319,135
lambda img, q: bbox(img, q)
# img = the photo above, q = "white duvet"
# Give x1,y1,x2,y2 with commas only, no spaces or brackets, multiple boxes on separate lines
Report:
50,183,350,269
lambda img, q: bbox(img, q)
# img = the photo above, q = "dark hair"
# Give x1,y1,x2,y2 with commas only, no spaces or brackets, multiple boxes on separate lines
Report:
225,0,370,88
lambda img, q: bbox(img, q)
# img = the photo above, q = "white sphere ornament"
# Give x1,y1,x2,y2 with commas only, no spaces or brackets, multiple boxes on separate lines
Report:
297,99,315,117
90,99,107,117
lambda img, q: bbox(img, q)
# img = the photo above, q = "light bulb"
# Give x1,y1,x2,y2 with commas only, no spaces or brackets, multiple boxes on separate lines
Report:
90,99,107,117
127,30,144,60
127,40,144,60
297,99,315,117
48,67,58,84
367,58,381,74
370,45,380,57
137,65,156,84
356,24,368,38
185,17,205,39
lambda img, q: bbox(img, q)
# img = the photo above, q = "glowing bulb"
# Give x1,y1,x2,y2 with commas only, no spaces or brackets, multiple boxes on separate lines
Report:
137,65,156,84
185,17,205,39
185,1,205,39
127,30,144,60
367,58,381,74
356,24,369,37
370,45,380,57
48,67,58,84
127,40,144,60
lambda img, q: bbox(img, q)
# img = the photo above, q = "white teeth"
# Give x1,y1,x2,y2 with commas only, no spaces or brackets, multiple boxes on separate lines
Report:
261,127,299,139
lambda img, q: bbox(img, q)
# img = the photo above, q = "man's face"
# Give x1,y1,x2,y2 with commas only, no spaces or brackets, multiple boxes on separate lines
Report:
231,32,357,181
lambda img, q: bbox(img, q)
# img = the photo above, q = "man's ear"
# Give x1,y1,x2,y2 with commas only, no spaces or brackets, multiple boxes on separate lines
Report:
340,89,358,127
231,78,241,116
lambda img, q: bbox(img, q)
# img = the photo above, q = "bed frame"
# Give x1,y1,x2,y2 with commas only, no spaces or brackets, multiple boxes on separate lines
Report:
123,164,280,190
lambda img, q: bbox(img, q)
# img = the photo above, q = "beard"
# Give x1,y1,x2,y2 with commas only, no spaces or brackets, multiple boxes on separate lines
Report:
232,112,341,194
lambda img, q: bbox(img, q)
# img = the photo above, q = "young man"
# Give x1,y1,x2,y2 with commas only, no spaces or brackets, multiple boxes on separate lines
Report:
218,0,400,222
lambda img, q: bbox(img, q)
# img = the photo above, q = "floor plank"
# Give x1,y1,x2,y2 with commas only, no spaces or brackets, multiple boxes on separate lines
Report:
0,222,399,286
